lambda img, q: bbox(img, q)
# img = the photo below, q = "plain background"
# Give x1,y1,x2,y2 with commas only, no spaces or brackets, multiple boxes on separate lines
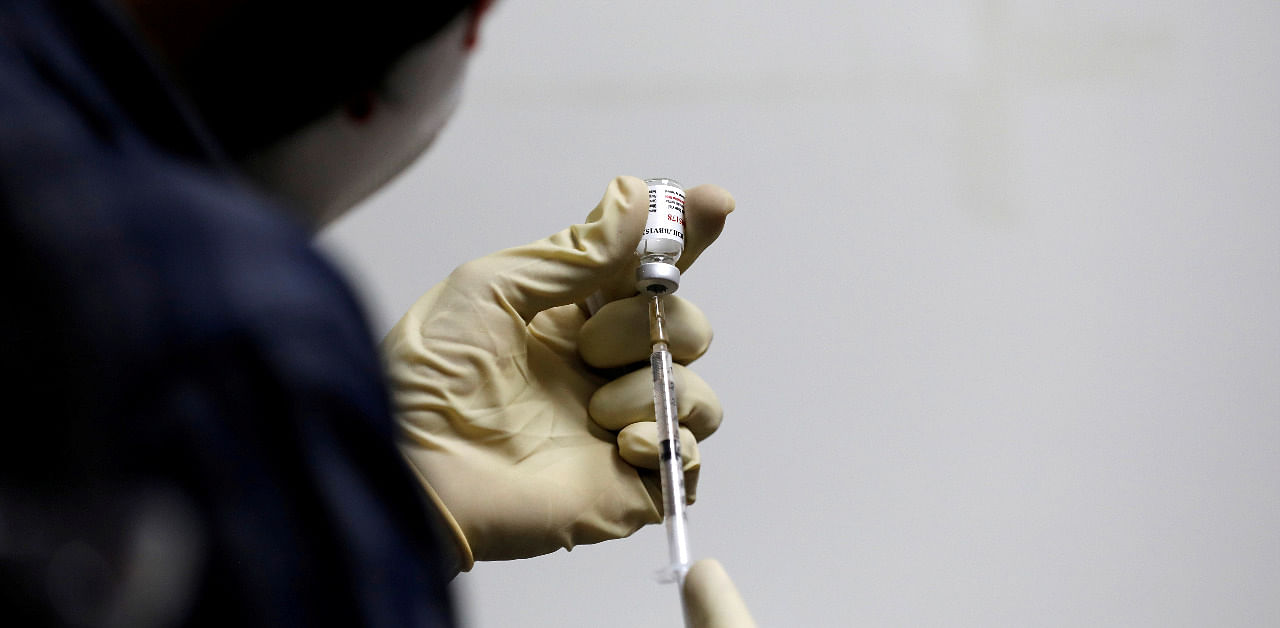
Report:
319,1,1280,626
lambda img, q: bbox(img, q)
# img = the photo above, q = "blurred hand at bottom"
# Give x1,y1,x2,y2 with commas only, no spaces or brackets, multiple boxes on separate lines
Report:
685,559,757,628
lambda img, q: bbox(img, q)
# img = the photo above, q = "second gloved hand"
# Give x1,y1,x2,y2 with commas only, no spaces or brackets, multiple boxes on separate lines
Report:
685,559,757,628
382,176,734,569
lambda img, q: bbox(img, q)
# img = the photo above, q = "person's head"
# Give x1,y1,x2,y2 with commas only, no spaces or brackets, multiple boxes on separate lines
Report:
120,0,491,226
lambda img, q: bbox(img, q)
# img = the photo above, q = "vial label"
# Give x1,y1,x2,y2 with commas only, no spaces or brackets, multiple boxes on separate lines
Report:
639,183,686,257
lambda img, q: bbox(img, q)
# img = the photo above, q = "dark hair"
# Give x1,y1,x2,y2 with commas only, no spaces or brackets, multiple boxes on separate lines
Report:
178,1,474,157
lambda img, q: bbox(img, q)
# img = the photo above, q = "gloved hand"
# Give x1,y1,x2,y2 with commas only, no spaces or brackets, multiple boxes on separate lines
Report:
685,559,757,628
382,176,734,569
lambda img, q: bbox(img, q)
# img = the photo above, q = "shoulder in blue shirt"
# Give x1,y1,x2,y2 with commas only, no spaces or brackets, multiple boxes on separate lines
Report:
0,1,456,625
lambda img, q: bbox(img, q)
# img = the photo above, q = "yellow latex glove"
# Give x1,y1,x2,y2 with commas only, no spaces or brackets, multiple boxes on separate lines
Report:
685,559,758,628
383,176,734,569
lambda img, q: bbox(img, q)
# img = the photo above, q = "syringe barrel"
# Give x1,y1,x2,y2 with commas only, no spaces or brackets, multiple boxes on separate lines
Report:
650,335,691,580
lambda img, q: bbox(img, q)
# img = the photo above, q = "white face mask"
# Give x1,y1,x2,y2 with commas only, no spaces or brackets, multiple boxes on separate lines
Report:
241,12,472,228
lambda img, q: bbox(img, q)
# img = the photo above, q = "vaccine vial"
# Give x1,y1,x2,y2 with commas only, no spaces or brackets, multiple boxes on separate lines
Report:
636,178,686,293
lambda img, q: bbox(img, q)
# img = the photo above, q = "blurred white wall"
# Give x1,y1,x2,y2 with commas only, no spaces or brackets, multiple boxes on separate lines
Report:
320,1,1280,625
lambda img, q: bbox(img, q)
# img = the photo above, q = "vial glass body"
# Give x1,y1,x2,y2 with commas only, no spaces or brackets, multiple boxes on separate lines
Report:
638,178,685,264
636,178,686,293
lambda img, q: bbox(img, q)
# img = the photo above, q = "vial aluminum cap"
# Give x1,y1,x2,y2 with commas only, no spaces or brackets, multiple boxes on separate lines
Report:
636,261,681,294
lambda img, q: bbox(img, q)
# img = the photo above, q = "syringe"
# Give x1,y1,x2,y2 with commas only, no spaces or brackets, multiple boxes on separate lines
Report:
635,178,693,601
648,292,691,583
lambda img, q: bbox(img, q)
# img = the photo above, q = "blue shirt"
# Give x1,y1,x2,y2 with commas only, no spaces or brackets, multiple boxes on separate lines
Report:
0,1,456,625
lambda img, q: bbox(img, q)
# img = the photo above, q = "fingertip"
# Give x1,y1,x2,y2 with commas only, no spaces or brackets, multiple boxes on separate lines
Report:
674,365,723,440
587,175,646,219
492,177,651,323
685,560,732,605
583,176,647,247
678,184,735,273
686,184,735,217
667,298,713,363
598,175,649,247
557,177,648,304
616,423,656,469
616,423,699,472
684,559,756,628
686,558,730,588
613,175,650,214
580,295,711,368
579,297,650,368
